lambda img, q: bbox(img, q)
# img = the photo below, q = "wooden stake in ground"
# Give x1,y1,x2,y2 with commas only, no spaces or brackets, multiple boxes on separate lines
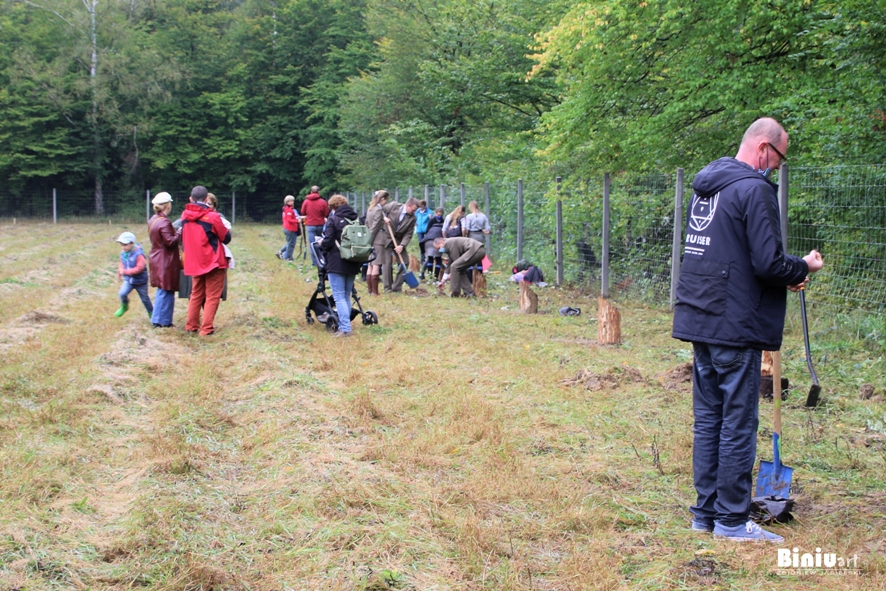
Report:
597,297,621,345
519,281,538,313
472,270,487,298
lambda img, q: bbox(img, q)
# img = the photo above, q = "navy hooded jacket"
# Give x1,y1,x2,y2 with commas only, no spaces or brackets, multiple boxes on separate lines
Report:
672,158,808,351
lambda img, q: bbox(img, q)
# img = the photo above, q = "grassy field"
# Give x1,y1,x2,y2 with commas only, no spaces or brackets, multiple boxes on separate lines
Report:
1,222,884,591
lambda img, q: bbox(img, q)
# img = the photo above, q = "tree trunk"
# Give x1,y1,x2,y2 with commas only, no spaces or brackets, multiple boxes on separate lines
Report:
597,297,621,345
89,0,103,215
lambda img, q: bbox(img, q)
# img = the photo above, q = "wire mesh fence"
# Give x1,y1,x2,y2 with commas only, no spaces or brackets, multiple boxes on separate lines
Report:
788,166,886,315
3,165,885,325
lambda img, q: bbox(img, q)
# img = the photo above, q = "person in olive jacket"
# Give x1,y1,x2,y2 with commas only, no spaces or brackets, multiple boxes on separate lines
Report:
147,192,181,328
320,195,362,337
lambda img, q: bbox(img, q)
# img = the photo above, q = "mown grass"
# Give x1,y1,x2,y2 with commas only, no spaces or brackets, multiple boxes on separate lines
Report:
0,222,884,590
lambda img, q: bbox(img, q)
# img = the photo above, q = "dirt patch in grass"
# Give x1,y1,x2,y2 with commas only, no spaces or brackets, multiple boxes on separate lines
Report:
17,310,72,325
657,362,693,391
561,365,646,391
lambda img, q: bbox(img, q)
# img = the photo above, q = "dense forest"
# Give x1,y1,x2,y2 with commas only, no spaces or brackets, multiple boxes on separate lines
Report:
1,0,884,211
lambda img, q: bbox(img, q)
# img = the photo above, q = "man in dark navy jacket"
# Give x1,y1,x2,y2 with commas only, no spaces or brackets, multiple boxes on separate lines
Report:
672,118,823,543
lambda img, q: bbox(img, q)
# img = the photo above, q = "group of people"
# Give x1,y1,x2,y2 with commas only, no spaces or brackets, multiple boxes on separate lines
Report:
361,192,490,297
276,185,330,266
277,188,492,299
111,117,826,544
114,186,232,336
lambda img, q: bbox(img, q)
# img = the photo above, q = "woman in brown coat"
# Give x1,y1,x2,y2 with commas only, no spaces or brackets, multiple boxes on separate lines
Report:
148,192,181,328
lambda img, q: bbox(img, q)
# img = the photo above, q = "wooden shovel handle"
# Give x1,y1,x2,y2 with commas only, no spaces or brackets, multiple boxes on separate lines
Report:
772,350,782,436
386,222,407,267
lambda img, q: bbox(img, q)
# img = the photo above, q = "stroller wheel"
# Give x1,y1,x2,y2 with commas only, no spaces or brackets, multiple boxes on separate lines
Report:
325,317,339,333
363,310,379,326
306,316,315,325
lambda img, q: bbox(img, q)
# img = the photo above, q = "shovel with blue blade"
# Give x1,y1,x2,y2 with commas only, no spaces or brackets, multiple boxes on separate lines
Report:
755,350,794,499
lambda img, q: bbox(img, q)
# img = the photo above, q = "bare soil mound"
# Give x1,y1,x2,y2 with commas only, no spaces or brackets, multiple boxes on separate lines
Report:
657,362,693,391
561,365,645,391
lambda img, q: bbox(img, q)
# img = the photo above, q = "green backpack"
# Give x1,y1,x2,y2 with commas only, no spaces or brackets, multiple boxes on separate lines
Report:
337,219,374,263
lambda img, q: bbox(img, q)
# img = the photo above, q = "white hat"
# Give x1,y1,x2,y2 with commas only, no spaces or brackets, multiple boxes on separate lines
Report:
152,192,173,205
116,232,137,244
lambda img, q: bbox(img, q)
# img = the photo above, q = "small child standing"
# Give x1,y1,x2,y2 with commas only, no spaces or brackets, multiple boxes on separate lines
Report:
115,232,154,318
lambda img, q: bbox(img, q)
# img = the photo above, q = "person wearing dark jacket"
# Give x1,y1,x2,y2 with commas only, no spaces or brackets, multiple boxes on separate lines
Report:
301,185,329,268
420,207,445,279
147,192,181,328
181,185,232,336
320,195,362,336
672,117,823,543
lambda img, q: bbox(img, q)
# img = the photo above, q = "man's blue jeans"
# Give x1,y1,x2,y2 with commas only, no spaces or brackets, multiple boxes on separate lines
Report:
306,225,324,267
119,280,153,314
328,273,355,333
151,288,175,325
691,342,761,527
282,229,298,261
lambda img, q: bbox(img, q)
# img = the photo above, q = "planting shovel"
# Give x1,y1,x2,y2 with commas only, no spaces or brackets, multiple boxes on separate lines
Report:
755,350,794,499
386,223,419,289
800,287,822,407
300,219,307,260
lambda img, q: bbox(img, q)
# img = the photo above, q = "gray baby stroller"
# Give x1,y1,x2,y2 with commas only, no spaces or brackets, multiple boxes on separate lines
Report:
305,241,378,332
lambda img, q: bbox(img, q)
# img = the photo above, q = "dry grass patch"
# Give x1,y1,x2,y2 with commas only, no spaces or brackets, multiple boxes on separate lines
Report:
1,224,885,590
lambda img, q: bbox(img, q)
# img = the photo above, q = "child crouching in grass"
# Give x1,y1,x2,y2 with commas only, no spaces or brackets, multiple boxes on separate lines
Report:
115,231,154,318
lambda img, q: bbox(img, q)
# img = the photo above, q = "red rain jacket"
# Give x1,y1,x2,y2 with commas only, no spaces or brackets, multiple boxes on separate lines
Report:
180,203,231,276
282,204,300,232
300,192,329,226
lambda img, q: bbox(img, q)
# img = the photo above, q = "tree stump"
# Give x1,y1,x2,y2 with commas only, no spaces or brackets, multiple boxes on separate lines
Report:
472,270,487,297
519,281,538,314
597,297,621,345
762,351,773,376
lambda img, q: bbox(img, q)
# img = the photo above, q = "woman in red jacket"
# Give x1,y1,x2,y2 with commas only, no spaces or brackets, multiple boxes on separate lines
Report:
147,192,181,328
277,195,300,261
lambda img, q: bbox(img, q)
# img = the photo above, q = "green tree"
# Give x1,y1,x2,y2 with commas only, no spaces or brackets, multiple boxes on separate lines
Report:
6,0,177,212
532,0,886,174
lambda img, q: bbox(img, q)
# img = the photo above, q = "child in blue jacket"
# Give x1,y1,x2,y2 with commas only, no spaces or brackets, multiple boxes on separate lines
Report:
115,232,154,318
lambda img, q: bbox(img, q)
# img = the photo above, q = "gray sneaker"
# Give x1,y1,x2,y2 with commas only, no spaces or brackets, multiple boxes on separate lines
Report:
332,330,351,338
713,520,784,543
691,519,714,533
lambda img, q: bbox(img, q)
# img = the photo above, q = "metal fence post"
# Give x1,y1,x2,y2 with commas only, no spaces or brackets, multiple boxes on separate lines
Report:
602,173,611,298
484,181,491,254
232,191,236,225
408,186,413,201
460,183,466,208
146,190,151,222
424,185,430,209
361,191,366,215
517,179,524,261
556,176,563,286
670,168,684,309
778,164,789,251
52,188,57,224
395,187,399,201
440,185,446,210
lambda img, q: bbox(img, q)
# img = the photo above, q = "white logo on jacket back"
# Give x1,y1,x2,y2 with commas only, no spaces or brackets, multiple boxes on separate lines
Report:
689,192,719,232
